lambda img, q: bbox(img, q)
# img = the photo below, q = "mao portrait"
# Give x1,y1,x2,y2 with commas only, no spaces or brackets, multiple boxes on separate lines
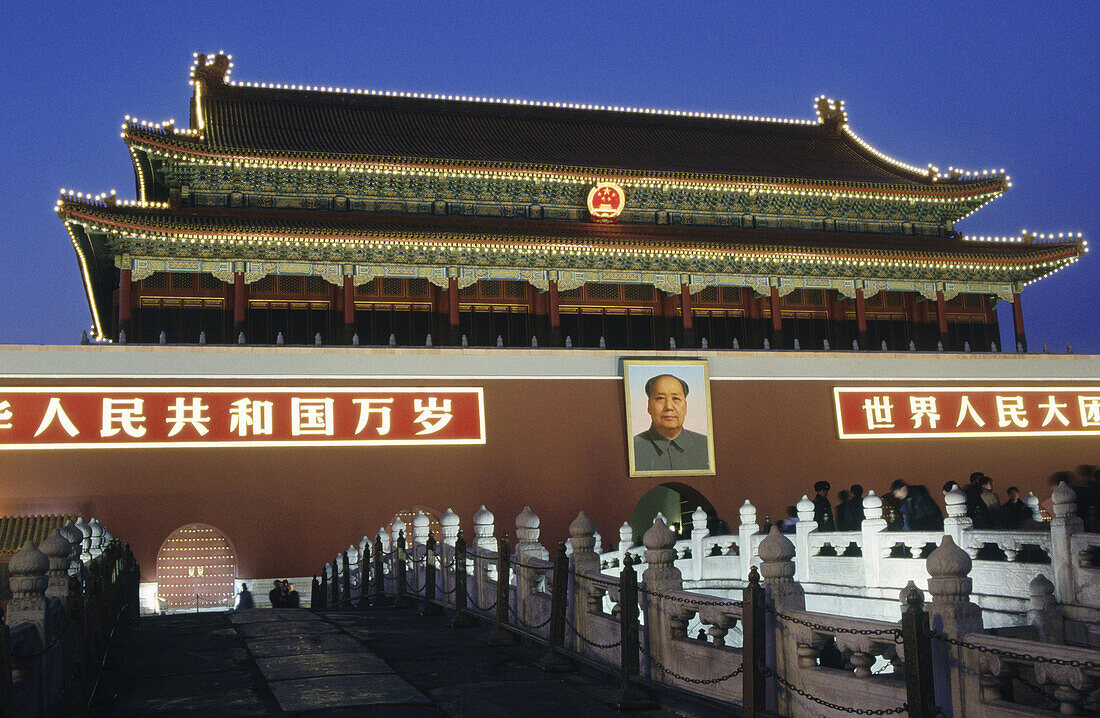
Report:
624,360,716,477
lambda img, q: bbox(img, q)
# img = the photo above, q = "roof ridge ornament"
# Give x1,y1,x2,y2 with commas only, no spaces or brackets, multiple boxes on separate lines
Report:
815,96,847,135
191,53,231,88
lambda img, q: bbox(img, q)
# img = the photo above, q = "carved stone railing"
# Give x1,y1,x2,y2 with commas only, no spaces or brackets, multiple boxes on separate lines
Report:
1,521,139,718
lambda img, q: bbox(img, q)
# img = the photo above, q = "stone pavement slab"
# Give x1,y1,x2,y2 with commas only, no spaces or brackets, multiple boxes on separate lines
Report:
266,673,431,712
255,652,394,681
236,619,342,639
245,632,365,658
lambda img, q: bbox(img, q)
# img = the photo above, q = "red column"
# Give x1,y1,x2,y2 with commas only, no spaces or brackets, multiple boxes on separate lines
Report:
1011,292,1026,352
854,289,867,334
448,277,460,345
119,268,132,324
769,286,783,333
343,276,354,326
936,290,948,337
233,272,245,326
548,279,561,346
680,284,693,331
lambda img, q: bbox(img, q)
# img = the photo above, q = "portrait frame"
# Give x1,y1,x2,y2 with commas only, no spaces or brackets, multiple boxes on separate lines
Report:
623,359,716,477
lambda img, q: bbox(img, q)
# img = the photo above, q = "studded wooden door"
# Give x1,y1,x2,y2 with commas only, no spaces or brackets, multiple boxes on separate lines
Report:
155,524,237,611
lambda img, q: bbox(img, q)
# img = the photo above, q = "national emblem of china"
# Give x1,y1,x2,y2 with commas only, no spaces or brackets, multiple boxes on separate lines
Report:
587,182,626,223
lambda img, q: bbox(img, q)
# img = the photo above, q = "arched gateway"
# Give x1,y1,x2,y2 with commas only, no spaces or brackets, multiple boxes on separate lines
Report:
630,483,720,544
155,523,238,611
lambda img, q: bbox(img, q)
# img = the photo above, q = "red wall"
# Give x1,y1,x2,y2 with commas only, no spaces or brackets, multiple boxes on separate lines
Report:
2,377,1095,581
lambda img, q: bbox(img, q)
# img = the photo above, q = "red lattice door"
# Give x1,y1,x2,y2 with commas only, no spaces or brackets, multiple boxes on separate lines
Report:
155,524,238,611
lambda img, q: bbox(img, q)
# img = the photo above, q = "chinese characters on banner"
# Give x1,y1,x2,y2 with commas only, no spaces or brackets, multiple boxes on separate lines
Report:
834,387,1100,439
0,388,485,449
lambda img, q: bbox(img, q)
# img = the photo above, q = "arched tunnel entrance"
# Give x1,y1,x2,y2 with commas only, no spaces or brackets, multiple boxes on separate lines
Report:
628,483,723,545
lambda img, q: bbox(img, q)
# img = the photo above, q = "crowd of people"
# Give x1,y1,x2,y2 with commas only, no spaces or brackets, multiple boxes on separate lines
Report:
778,464,1099,534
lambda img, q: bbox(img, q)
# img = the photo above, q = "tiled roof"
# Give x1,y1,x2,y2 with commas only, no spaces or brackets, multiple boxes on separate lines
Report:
0,514,78,556
196,84,937,186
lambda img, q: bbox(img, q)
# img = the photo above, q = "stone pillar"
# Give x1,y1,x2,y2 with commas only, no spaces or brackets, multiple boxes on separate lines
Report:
680,282,695,348
942,486,972,548
1027,574,1062,643
757,526,803,717
440,508,460,547
769,285,784,349
73,518,92,564
40,529,73,601
548,279,561,347
925,535,983,718
1050,481,1082,606
618,521,634,557
59,522,82,576
793,495,815,582
439,509,459,596
860,491,888,589
567,512,599,653
689,506,708,581
855,288,869,348
471,505,496,607
87,519,104,559
515,507,548,623
118,267,132,341
233,271,246,340
1011,292,1026,352
412,511,430,547
7,541,50,642
936,290,949,349
738,500,759,580
641,517,684,672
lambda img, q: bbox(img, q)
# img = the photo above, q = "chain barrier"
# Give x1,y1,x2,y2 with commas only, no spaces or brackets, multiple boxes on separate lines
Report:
767,607,902,641
506,602,552,630
468,594,497,612
764,666,908,715
638,641,743,684
638,584,744,608
566,568,620,588
931,632,1100,671
564,617,622,649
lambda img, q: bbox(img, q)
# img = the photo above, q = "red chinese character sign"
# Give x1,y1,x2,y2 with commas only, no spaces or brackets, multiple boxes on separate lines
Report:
587,182,625,223
0,387,485,449
834,387,1100,439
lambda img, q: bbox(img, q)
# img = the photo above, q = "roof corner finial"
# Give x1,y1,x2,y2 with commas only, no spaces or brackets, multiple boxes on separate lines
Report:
815,96,846,135
192,53,230,88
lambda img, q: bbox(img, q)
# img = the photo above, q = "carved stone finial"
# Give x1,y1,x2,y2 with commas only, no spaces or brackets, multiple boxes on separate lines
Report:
757,526,796,584
944,486,968,518
1029,573,1055,602
515,506,539,536
619,521,634,550
412,511,430,545
391,515,406,540
691,506,708,531
569,511,595,540
642,517,682,588
796,495,815,522
1052,481,1077,518
440,508,460,545
926,535,972,603
861,490,884,521
739,500,757,526
473,504,495,528
905,582,925,611
9,540,49,598
569,511,598,570
41,528,73,579
643,516,677,551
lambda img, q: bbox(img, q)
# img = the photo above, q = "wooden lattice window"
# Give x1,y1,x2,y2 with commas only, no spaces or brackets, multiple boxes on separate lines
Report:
948,295,965,307
382,278,404,296
805,289,825,306
252,276,273,293
587,283,620,300
781,290,804,306
305,276,325,294
623,284,654,301
356,280,376,295
278,275,300,294
697,287,719,303
408,278,429,297
459,283,477,298
885,291,904,307
155,524,237,611
143,273,165,289
479,281,502,298
170,273,195,291
965,294,983,308
504,281,527,299
199,274,222,292
721,287,742,304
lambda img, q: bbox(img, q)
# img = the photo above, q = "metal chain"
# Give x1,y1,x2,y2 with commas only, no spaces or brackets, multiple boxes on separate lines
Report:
507,602,552,630
567,568,620,588
639,585,744,608
468,594,497,612
564,618,622,649
768,607,902,640
638,641,743,684
931,632,1100,670
764,667,909,715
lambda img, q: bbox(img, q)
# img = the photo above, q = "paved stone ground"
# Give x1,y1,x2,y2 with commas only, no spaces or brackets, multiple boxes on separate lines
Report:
89,605,691,716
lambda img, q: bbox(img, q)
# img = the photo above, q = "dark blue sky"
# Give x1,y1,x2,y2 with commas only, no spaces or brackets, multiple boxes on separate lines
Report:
3,3,1097,352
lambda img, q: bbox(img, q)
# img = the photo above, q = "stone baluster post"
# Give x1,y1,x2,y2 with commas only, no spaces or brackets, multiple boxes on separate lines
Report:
689,506,708,581
617,522,633,566
757,526,802,717
376,527,391,595
515,507,548,625
59,522,82,577
472,505,496,609
860,491,888,589
440,509,460,598
567,511,599,653
1049,481,1082,606
925,535,983,718
7,540,50,716
1025,492,1042,522
73,518,92,566
593,531,603,557
87,518,105,560
41,529,73,602
357,536,369,603
942,486,971,549
1027,573,1062,643
413,511,430,591
390,516,406,596
738,500,759,580
640,517,683,674
793,495,815,582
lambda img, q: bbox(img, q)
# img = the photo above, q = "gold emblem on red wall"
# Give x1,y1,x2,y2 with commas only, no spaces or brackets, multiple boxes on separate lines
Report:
587,182,625,223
